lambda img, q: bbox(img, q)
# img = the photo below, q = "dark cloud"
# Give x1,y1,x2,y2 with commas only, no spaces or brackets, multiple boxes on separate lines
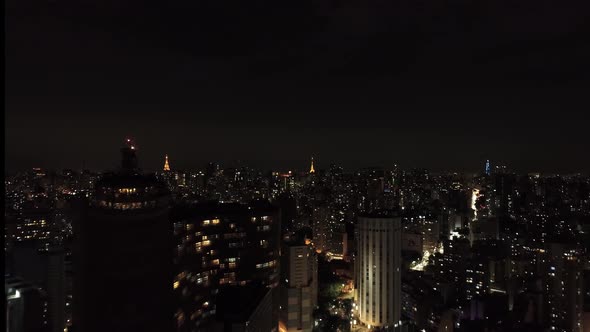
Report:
5,0,590,173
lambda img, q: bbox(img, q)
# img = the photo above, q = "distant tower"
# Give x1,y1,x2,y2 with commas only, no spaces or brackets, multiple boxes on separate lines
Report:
485,160,491,176
309,157,315,174
122,138,138,172
163,155,171,171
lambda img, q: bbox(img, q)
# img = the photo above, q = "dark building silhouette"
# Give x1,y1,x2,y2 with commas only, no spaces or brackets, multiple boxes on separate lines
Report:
212,285,274,332
6,276,49,332
6,242,65,332
72,140,172,332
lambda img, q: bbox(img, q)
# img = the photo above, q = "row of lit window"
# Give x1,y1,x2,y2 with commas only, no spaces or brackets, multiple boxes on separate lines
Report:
251,216,272,223
21,220,46,226
256,225,271,232
102,186,152,194
195,240,212,251
224,232,246,239
256,260,277,269
203,219,220,226
98,200,156,209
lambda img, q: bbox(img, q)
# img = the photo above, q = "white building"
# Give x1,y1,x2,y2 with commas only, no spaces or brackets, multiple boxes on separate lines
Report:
355,212,401,329
279,240,318,332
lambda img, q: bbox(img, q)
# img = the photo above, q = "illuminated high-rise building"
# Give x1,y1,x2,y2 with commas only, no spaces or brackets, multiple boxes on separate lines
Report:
6,243,66,332
279,236,318,332
311,205,329,253
354,211,402,329
5,276,49,332
73,139,172,332
544,243,584,332
485,160,491,176
171,201,281,331
12,198,52,247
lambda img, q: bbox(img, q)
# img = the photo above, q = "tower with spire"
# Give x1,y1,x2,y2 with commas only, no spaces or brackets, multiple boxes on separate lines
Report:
121,138,138,173
309,156,315,174
163,155,171,171
74,139,171,332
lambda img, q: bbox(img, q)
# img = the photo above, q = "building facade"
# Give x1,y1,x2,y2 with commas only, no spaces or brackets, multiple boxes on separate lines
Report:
279,238,318,332
73,140,173,332
355,212,402,329
6,276,49,332
171,201,281,331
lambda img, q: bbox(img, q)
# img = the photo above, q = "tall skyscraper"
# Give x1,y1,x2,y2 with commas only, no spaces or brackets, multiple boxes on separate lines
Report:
544,243,584,332
12,197,52,247
279,235,318,332
485,160,491,176
355,211,402,329
6,242,66,332
311,205,329,253
73,139,172,332
5,276,49,332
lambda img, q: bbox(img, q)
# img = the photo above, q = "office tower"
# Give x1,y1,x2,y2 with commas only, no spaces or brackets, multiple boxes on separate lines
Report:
367,173,385,212
172,201,280,331
492,173,516,216
46,247,66,332
485,160,491,176
16,198,52,247
583,269,590,332
471,217,500,242
465,258,491,301
279,236,318,332
73,140,172,332
355,211,401,329
276,192,297,231
544,243,584,332
6,243,65,332
5,276,49,332
311,205,329,253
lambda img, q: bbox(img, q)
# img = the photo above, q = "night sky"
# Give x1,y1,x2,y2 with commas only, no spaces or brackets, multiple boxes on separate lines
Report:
5,0,590,174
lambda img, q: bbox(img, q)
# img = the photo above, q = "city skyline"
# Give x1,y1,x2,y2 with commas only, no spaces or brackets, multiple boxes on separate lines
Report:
6,138,589,332
5,0,590,330
4,136,590,175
